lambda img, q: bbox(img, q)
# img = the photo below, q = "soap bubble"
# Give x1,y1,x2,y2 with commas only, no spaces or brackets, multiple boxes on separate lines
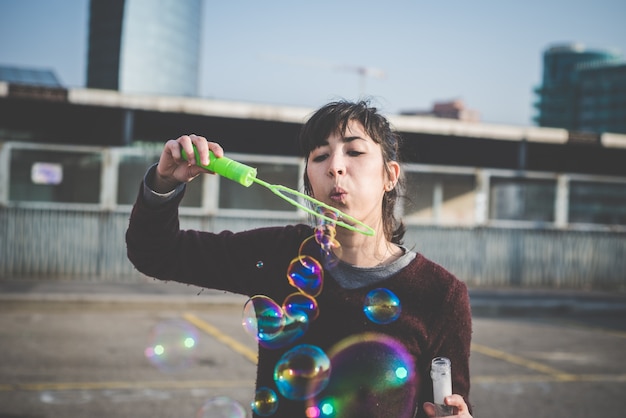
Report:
363,288,402,324
252,386,279,416
274,344,331,401
144,319,199,373
264,311,310,349
306,333,417,418
242,295,310,349
299,235,342,272
314,207,338,251
283,292,319,322
196,396,246,418
242,295,285,345
286,255,323,297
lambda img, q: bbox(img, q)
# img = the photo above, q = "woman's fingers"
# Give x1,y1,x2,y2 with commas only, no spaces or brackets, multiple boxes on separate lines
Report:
422,395,472,418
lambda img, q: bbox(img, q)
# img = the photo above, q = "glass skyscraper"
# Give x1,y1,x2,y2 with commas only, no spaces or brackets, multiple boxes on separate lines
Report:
86,0,203,97
533,43,626,134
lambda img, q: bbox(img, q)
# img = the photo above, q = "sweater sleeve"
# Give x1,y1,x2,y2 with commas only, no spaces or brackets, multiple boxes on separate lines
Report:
125,182,310,297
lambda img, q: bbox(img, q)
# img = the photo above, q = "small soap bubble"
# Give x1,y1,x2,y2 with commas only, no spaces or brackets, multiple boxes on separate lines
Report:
306,333,417,418
274,344,331,401
242,295,285,345
363,288,402,325
256,260,264,268
287,255,323,297
314,207,339,252
197,396,246,418
144,319,199,373
283,292,319,322
252,386,279,416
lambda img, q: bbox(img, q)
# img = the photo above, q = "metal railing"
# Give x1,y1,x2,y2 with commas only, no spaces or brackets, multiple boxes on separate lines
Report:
1,141,625,289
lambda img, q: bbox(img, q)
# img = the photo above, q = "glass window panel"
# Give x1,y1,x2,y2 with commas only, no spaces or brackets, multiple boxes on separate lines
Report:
117,154,157,205
219,162,299,211
489,177,556,222
116,153,202,207
569,181,626,225
9,149,101,204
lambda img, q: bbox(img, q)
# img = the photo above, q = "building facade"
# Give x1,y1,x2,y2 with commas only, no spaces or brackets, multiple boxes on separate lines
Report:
533,43,626,134
86,0,203,97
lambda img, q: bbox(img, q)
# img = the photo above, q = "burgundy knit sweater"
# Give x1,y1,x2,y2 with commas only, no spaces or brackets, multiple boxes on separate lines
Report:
126,188,472,417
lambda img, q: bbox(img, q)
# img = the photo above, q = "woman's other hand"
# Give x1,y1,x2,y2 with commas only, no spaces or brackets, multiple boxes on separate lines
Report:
423,394,472,418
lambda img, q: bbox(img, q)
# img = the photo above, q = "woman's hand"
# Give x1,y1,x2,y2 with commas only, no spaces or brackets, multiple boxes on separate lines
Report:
154,134,224,193
423,394,472,418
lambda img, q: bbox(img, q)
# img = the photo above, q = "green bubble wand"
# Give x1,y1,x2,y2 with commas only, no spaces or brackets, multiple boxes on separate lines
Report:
183,146,375,236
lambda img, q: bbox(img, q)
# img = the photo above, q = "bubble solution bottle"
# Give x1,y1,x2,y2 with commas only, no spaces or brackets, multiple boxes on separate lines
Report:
431,357,454,417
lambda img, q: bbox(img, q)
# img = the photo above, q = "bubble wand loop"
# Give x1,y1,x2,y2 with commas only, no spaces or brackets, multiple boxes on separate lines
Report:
183,146,375,236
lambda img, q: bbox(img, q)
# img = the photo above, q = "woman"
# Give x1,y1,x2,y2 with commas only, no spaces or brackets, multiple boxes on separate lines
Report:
126,100,473,417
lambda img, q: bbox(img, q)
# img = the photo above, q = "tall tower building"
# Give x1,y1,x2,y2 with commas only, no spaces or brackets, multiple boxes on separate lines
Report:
86,0,203,97
533,43,625,133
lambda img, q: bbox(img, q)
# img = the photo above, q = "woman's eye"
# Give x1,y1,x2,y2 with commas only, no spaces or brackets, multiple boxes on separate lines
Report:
348,150,364,157
312,154,328,162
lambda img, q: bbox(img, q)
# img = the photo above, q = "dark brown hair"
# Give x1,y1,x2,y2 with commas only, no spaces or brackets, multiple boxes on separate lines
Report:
298,100,405,244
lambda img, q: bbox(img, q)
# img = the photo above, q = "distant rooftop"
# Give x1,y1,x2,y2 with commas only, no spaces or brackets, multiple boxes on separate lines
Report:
0,65,62,88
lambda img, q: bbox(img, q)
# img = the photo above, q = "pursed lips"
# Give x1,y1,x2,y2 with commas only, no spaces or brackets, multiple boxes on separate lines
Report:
329,186,347,203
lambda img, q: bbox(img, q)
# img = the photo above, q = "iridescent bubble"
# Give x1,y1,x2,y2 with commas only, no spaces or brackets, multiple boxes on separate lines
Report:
144,319,199,373
242,295,285,345
363,288,402,324
300,229,342,271
314,207,338,251
264,311,310,349
196,396,246,418
242,295,310,349
283,292,319,322
287,255,323,297
251,386,279,416
306,333,417,418
274,344,331,401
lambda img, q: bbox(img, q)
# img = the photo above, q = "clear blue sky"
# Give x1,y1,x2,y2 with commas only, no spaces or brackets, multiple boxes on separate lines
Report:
1,0,625,126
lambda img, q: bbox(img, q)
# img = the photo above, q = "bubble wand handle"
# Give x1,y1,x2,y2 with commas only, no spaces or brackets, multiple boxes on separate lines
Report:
181,146,375,236
183,147,257,187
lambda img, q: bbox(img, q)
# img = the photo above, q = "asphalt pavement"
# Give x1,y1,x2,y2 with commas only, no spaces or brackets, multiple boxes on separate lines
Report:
2,278,626,318
2,278,626,418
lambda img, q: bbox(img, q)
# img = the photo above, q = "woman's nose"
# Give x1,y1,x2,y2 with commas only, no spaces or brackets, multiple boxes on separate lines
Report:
328,154,345,177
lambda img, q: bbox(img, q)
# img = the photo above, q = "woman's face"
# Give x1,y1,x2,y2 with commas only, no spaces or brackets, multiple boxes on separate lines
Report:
306,120,399,230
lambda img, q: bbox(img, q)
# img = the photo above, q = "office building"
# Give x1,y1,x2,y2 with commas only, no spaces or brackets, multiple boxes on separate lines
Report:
533,43,626,134
86,0,203,97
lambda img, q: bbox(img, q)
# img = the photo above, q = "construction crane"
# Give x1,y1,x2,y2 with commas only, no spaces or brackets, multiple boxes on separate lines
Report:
334,65,387,98
258,54,386,98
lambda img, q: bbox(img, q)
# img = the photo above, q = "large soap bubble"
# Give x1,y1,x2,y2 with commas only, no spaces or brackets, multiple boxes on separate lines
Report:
144,319,199,373
196,396,246,418
306,333,418,418
274,344,331,401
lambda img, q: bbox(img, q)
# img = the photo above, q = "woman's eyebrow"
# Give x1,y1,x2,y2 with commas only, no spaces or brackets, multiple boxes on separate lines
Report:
342,135,366,143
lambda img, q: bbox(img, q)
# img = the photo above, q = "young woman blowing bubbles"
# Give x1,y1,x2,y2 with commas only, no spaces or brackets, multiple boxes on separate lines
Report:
126,100,473,418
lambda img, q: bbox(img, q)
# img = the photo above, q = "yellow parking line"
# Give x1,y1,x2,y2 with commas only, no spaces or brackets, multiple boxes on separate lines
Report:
473,373,626,384
471,343,577,381
183,312,258,364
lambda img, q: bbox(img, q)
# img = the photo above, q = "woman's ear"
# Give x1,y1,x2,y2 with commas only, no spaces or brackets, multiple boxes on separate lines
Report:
385,161,401,191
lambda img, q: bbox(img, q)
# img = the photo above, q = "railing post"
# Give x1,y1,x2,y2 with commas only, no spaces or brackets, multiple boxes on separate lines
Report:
555,174,569,228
